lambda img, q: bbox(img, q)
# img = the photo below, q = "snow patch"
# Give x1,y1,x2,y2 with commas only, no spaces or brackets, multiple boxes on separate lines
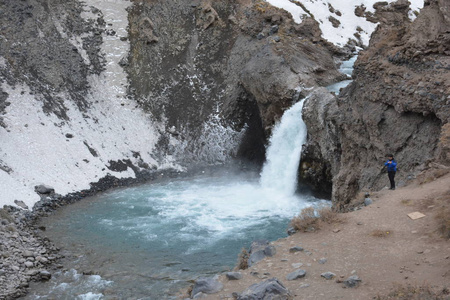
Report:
266,0,424,47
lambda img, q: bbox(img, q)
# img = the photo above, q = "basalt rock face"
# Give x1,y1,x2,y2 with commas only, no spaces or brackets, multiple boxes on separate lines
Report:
125,0,345,164
301,0,450,208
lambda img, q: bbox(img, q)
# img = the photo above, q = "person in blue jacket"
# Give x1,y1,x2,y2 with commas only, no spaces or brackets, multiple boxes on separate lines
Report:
384,154,397,190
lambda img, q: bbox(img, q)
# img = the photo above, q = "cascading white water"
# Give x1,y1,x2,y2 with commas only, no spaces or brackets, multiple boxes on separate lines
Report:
25,98,325,300
326,55,357,94
260,99,307,195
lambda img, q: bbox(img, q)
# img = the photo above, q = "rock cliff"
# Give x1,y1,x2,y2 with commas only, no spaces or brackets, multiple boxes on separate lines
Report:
301,0,450,209
124,0,345,165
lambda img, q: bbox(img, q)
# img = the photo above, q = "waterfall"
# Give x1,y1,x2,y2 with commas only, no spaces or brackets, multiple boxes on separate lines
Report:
260,98,307,195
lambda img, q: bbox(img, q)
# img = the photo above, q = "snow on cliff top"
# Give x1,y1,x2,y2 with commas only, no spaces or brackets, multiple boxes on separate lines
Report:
267,0,424,47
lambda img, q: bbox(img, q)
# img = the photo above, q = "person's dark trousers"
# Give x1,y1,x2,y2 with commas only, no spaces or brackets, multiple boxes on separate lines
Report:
388,171,396,189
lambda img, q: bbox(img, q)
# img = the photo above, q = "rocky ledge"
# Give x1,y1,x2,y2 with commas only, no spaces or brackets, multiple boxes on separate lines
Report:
0,205,60,299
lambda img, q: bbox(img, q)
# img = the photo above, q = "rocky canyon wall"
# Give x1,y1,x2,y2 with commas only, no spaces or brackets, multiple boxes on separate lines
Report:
124,0,345,165
0,0,346,207
301,0,450,209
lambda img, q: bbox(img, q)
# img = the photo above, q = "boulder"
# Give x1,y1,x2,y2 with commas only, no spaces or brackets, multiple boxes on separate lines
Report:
35,185,55,194
226,272,243,280
191,277,223,297
248,250,266,267
237,278,292,300
248,240,276,267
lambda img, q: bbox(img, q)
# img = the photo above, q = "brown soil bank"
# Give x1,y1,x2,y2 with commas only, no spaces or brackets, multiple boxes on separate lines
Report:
186,172,450,299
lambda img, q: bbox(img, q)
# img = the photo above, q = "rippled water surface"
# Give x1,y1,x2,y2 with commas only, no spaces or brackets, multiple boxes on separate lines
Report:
26,170,324,299
24,100,327,299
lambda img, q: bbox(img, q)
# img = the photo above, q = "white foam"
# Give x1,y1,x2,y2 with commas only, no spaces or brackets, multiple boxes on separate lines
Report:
24,269,111,300
77,293,103,300
326,55,357,94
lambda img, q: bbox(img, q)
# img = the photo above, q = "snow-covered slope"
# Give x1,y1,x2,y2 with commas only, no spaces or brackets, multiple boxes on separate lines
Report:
267,0,423,47
0,0,175,208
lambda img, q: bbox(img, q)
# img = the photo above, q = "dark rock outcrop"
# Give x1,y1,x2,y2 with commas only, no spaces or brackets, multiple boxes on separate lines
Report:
301,0,450,208
125,0,345,165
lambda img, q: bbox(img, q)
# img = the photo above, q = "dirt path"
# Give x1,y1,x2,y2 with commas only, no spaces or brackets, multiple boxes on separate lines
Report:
193,173,450,299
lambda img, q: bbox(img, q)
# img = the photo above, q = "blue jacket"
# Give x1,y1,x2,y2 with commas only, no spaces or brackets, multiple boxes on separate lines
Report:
385,159,397,172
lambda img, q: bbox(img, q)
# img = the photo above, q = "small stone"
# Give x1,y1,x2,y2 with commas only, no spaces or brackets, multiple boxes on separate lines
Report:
26,270,39,276
14,200,29,210
226,272,242,280
269,25,279,35
256,33,265,40
299,283,310,288
319,258,327,264
23,250,34,257
321,272,336,280
272,36,281,42
286,269,306,280
357,222,363,225
289,246,304,253
193,292,207,299
343,275,361,288
287,227,297,235
39,270,52,281
364,198,373,206
291,263,303,268
332,229,340,233
40,257,49,264
24,261,34,268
